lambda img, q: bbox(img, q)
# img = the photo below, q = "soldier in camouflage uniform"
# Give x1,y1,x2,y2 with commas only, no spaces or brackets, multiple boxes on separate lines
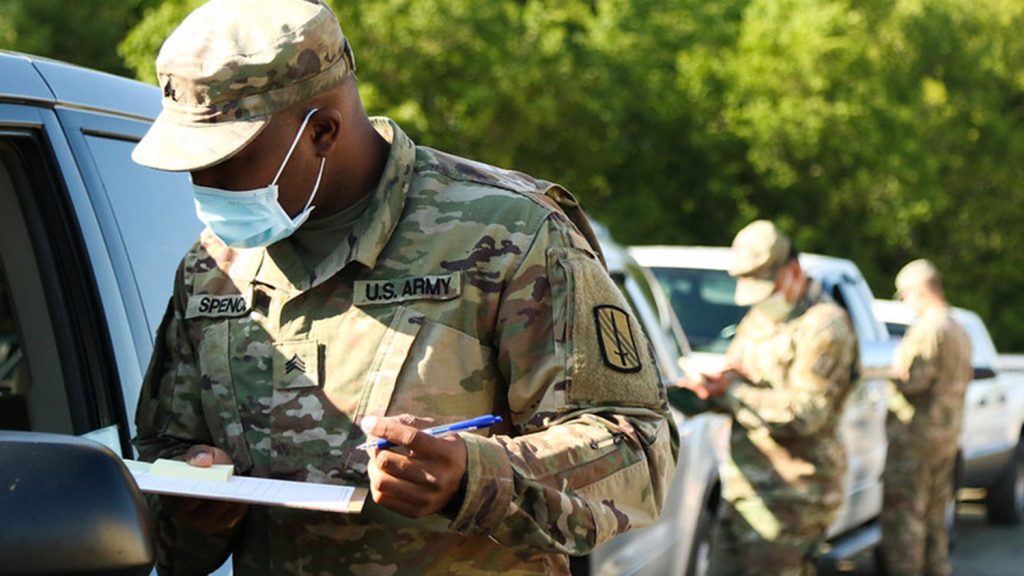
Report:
880,259,972,576
676,220,859,576
130,1,677,574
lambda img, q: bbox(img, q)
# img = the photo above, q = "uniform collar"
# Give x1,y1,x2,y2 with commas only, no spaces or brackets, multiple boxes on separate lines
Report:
789,279,825,319
251,117,416,295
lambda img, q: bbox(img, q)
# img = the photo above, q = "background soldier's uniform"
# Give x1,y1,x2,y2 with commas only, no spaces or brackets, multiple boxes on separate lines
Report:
707,282,859,576
881,306,971,576
135,118,677,575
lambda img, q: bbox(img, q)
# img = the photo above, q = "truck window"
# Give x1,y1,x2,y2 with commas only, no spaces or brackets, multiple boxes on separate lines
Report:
0,140,74,434
0,258,30,430
651,266,747,353
958,313,998,371
79,134,200,336
836,280,882,343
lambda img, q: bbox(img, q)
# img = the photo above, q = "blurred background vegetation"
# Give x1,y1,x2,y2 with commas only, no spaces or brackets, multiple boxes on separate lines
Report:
2,0,1023,350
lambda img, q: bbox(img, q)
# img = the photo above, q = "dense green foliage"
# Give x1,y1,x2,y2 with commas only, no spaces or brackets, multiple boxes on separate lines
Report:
2,0,1023,349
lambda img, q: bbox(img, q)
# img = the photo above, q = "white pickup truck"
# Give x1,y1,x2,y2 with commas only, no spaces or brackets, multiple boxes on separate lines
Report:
630,246,897,570
586,234,729,576
874,300,1024,524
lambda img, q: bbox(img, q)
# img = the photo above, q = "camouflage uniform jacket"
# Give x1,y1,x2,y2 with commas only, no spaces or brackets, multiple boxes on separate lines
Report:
890,305,972,446
713,282,859,517
135,118,677,576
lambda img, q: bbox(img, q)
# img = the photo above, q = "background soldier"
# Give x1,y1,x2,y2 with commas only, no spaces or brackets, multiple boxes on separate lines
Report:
131,1,676,574
678,219,859,575
880,259,972,576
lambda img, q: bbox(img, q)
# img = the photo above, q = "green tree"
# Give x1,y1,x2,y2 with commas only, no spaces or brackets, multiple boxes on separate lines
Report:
0,0,156,77
93,0,1024,350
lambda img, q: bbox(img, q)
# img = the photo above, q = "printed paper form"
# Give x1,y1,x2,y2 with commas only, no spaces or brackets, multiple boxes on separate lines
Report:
124,460,367,514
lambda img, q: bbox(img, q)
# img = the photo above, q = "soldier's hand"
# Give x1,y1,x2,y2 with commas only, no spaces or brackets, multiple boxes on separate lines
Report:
361,414,468,519
676,374,712,399
700,371,731,398
160,445,248,534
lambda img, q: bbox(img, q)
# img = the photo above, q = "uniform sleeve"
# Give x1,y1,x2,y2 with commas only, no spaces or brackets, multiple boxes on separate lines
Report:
895,321,941,396
447,213,678,556
134,257,237,575
135,258,210,459
717,313,858,438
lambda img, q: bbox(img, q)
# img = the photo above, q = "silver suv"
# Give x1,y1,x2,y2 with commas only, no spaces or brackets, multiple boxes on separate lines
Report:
0,51,203,575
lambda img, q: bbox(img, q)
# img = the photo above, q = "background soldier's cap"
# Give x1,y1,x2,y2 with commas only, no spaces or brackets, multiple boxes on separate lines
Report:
131,0,355,172
895,258,940,297
729,219,793,306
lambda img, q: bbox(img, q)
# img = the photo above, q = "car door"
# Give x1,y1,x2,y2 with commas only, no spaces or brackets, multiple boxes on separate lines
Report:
0,102,127,450
820,272,889,532
0,99,202,455
52,106,202,453
957,312,1005,458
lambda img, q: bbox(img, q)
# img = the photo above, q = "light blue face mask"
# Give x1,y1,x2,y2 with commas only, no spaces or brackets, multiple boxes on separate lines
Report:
192,108,326,248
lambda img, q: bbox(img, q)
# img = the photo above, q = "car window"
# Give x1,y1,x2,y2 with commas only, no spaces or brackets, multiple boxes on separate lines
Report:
0,258,31,430
627,261,685,361
885,322,907,338
650,266,747,353
836,280,881,343
611,272,681,383
957,314,998,370
0,139,74,435
81,135,200,334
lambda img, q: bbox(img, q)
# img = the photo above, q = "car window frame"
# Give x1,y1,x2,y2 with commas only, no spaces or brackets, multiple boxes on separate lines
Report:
0,103,125,449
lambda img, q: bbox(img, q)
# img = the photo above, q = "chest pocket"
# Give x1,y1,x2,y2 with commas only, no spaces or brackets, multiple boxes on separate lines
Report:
341,306,498,424
747,330,796,388
331,305,496,474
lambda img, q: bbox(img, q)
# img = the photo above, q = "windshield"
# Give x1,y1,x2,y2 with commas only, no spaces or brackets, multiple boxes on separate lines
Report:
650,267,748,353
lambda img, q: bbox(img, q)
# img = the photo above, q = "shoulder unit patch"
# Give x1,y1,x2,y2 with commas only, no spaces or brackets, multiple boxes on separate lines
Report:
593,305,642,373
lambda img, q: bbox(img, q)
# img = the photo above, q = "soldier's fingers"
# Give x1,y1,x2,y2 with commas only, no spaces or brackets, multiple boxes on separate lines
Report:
371,478,446,518
361,415,448,456
369,467,437,506
372,491,430,519
374,451,436,485
185,444,215,467
394,413,436,430
185,444,234,467
360,416,420,448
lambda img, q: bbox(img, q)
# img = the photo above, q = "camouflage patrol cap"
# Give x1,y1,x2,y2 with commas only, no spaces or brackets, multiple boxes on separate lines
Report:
895,258,940,297
131,0,355,172
729,219,793,306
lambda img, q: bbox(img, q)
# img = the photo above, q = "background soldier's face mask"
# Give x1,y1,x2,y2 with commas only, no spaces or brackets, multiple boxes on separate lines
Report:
753,266,795,322
191,108,325,248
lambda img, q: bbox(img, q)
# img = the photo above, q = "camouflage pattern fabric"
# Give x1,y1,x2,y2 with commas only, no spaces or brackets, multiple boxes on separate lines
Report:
135,118,677,575
707,281,859,575
133,0,357,172
880,305,971,576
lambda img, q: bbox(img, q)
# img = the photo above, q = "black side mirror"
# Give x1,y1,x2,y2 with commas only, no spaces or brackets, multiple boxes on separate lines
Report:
974,367,997,381
0,431,153,576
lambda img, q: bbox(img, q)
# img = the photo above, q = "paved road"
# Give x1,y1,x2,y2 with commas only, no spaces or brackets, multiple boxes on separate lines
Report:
951,500,1024,576
833,497,1024,575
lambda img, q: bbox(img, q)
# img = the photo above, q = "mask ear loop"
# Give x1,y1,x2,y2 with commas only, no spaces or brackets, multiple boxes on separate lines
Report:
271,107,320,186
301,157,326,214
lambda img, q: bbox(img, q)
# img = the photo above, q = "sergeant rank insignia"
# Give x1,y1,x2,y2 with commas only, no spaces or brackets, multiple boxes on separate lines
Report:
593,305,642,373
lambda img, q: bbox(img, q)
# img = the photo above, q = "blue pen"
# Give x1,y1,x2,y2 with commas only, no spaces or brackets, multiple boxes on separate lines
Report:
358,414,503,451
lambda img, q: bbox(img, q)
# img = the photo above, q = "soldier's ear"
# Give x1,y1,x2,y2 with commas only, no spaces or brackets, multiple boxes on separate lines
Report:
309,108,343,157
